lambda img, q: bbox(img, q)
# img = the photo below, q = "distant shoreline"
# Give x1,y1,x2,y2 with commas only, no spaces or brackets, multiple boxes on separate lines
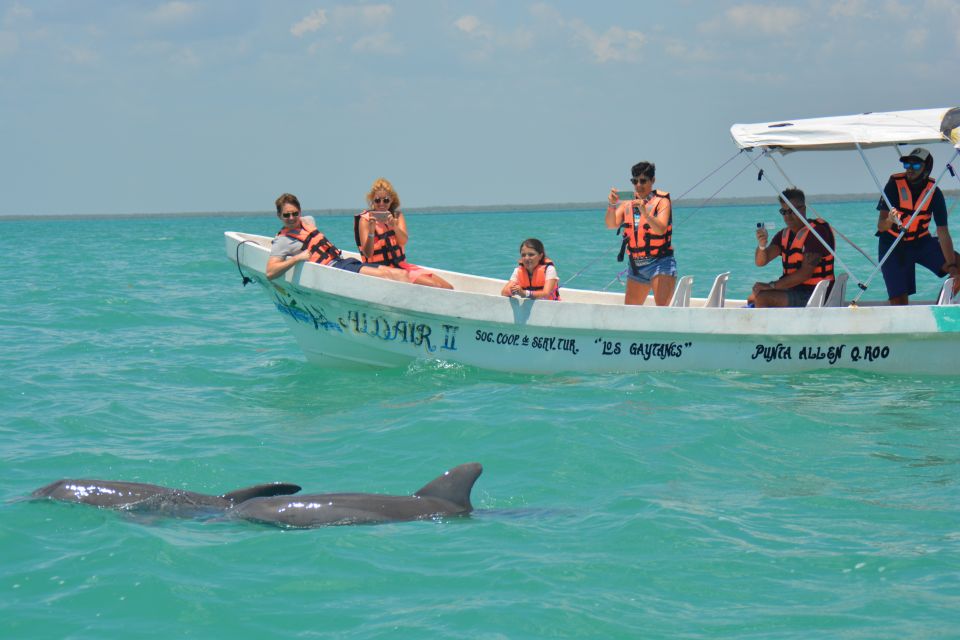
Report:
3,191,958,221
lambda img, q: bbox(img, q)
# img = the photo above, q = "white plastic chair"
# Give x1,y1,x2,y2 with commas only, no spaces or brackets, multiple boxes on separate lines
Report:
938,277,957,305
804,279,830,307
704,272,730,308
669,275,693,307
824,273,849,307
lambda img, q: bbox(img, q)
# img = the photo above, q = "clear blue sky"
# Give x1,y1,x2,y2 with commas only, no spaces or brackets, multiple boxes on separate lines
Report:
2,1,958,215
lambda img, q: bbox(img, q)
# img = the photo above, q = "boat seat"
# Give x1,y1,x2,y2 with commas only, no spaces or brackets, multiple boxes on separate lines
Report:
704,272,730,308
824,273,849,307
804,279,831,307
938,277,957,305
670,275,693,307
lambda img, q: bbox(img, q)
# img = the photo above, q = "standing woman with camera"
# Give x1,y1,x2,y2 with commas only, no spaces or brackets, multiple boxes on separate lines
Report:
354,177,453,289
605,161,677,305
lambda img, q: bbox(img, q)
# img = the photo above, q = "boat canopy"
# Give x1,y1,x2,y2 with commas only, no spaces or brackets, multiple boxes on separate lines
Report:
731,107,960,152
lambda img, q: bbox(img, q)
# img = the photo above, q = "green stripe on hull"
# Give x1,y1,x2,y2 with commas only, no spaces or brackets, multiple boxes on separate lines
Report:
933,305,960,332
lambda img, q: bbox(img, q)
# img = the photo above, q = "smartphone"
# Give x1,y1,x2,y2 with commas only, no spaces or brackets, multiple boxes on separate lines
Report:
617,190,634,202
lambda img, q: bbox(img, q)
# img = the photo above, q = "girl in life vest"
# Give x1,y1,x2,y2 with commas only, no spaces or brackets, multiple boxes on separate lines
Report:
604,161,677,306
500,238,560,300
354,178,454,289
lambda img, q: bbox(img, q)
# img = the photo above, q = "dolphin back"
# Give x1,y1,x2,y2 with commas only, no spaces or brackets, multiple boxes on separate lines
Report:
413,463,483,512
220,483,302,503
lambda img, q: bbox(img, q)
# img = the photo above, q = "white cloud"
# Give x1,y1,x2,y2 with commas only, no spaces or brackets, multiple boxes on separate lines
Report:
452,14,533,54
352,33,402,55
570,20,645,63
146,1,197,25
4,3,32,25
828,0,870,18
454,15,482,35
700,4,805,36
336,4,393,28
291,9,328,37
62,46,99,65
903,27,928,49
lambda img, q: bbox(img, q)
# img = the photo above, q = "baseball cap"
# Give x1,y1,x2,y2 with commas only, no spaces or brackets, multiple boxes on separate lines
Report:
899,147,931,163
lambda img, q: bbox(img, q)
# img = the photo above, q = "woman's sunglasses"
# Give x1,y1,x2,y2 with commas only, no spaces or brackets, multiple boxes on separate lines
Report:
374,197,391,204
630,177,650,185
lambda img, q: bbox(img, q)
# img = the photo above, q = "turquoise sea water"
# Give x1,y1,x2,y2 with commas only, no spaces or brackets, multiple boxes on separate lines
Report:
2,202,958,639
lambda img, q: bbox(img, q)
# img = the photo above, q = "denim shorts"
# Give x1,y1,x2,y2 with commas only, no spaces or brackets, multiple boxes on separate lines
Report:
626,255,678,284
329,257,364,273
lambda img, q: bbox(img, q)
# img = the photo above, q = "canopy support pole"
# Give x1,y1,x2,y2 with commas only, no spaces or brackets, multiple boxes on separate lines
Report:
766,153,876,267
853,144,960,303
744,150,864,295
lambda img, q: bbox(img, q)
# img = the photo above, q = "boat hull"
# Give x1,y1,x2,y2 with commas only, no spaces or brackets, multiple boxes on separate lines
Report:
227,232,960,375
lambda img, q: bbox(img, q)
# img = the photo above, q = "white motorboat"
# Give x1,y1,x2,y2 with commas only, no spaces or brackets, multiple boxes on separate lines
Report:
226,107,959,375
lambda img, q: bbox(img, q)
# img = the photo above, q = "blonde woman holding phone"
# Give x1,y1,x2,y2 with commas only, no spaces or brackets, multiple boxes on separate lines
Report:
354,178,453,289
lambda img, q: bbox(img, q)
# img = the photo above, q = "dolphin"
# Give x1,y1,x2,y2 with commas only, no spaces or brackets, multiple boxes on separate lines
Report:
232,462,483,528
31,479,303,519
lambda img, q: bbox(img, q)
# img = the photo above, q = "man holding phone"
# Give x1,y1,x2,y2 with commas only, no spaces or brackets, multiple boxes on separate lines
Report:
875,147,959,305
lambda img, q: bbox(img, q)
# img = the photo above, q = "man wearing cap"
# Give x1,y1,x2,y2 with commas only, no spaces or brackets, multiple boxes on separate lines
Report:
876,147,960,305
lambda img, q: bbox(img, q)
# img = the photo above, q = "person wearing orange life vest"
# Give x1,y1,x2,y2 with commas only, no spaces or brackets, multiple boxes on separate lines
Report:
354,178,453,289
266,193,408,282
605,161,677,306
752,188,836,308
876,147,959,305
500,238,560,300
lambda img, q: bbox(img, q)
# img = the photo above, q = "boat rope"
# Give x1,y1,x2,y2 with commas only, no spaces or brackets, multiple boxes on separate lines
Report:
852,144,960,303
746,149,865,296
677,154,755,225
563,150,745,288
235,240,256,286
602,267,630,291
766,153,876,267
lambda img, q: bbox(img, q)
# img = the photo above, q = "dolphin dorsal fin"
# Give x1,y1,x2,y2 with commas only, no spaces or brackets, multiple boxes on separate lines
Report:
413,463,482,510
222,483,302,503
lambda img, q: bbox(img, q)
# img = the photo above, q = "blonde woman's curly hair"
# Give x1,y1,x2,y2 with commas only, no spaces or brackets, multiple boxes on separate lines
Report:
366,177,401,213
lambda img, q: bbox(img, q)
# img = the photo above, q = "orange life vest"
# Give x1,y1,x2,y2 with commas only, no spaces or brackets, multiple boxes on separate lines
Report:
886,173,935,241
353,212,406,266
516,259,560,301
618,191,673,263
778,218,835,286
276,220,341,265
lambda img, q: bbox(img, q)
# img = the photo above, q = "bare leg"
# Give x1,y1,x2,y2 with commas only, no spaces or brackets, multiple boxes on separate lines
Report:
359,266,409,282
754,290,790,308
413,273,454,289
650,274,676,307
624,278,651,305
887,294,909,306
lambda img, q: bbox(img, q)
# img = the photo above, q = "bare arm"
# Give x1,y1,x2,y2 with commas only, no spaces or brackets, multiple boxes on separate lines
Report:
389,212,408,246
937,226,960,293
640,198,671,235
266,250,310,280
604,188,622,229
877,208,899,233
754,228,780,266
358,214,377,260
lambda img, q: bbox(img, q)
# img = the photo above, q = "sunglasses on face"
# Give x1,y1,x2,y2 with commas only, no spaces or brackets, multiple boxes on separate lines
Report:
779,208,795,216
373,197,391,204
281,211,301,219
902,161,923,171
630,177,650,185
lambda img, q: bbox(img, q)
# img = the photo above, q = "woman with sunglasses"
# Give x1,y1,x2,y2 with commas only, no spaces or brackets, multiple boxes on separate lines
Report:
267,193,408,282
605,161,676,305
875,147,959,305
354,178,453,289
